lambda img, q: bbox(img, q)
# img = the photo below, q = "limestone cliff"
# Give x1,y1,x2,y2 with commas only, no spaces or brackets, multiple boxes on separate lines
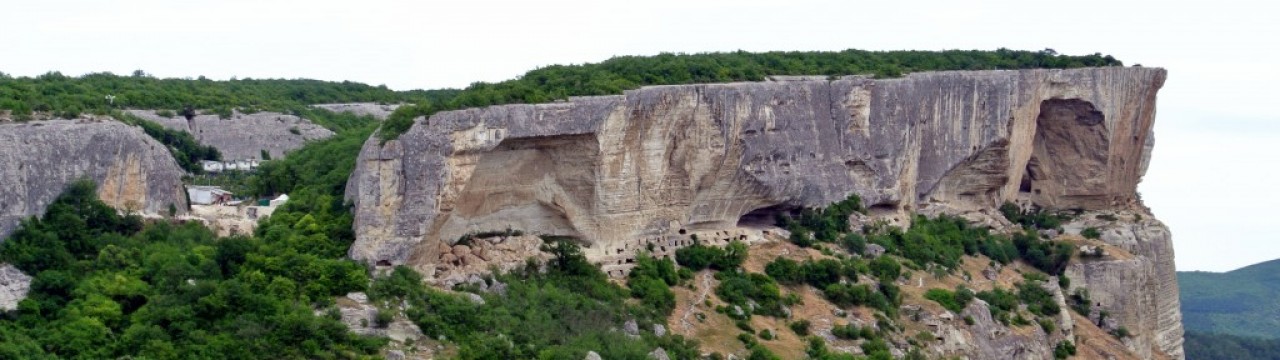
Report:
126,110,334,160
1063,211,1184,360
0,119,190,239
0,264,31,311
311,103,401,120
346,67,1181,358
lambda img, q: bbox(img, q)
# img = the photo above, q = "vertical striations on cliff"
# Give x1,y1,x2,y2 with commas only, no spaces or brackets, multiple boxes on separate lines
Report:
346,67,1181,358
0,119,189,239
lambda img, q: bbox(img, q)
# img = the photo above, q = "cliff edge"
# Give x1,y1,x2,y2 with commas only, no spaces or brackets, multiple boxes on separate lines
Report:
0,119,189,239
347,67,1181,358
126,110,335,160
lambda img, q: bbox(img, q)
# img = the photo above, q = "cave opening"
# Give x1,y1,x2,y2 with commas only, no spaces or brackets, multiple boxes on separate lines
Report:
736,204,798,228
1020,157,1040,193
1025,98,1109,205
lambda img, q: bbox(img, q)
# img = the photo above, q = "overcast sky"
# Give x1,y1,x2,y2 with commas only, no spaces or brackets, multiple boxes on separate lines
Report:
3,0,1275,271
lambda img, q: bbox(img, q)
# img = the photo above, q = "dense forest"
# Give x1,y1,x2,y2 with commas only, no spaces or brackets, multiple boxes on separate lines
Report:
0,49,1134,359
380,48,1124,140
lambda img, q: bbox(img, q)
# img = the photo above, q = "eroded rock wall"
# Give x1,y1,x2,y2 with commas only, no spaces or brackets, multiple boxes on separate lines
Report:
1065,212,1184,359
126,110,334,160
346,67,1180,359
0,119,190,239
348,67,1164,266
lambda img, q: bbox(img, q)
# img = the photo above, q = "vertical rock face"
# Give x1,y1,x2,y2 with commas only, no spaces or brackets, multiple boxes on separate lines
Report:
347,67,1180,358
126,110,335,160
1064,213,1184,360
0,119,189,239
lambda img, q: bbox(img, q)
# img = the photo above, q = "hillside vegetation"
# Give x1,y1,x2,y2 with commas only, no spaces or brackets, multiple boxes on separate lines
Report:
1185,331,1280,360
1179,259,1280,339
1,49,1127,359
0,71,456,120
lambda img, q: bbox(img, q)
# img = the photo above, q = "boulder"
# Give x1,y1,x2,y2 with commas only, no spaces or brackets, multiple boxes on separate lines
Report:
0,264,32,311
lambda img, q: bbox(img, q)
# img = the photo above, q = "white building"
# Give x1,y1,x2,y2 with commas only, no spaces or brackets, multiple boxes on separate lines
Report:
187,185,233,205
200,159,261,173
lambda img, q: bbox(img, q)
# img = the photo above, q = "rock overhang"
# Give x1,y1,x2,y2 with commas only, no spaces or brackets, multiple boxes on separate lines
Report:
347,66,1166,268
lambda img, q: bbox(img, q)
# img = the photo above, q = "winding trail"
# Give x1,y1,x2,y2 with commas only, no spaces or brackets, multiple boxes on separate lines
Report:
678,271,716,335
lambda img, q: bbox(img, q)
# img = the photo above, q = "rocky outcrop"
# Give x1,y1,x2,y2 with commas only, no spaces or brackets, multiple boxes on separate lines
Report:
311,103,401,120
1064,211,1184,360
953,299,1062,360
0,264,31,311
329,292,431,359
346,67,1180,358
126,110,334,160
0,119,189,239
424,233,550,287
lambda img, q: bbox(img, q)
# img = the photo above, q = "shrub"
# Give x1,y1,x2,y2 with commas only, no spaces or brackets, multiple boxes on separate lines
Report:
1112,326,1132,339
676,241,748,271
831,323,866,340
764,257,802,284
841,232,867,254
374,309,394,328
1054,340,1077,359
924,285,975,313
925,288,960,312
1082,227,1102,239
1069,288,1092,316
801,259,843,288
1000,202,1070,230
787,224,814,247
869,256,902,281
1039,318,1056,333
789,320,811,336
823,283,895,316
715,271,786,317
977,287,1019,325
1017,281,1061,317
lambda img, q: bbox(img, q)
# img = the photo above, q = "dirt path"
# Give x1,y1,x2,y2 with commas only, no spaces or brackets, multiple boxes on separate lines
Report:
678,270,716,335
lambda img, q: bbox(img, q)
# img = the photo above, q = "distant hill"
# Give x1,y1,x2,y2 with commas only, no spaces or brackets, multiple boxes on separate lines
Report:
1179,259,1280,338
1185,331,1280,360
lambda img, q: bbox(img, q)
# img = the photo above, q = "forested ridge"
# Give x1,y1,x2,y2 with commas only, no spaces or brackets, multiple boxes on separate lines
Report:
0,71,457,120
1,49,1133,359
1185,331,1280,360
1179,259,1280,339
